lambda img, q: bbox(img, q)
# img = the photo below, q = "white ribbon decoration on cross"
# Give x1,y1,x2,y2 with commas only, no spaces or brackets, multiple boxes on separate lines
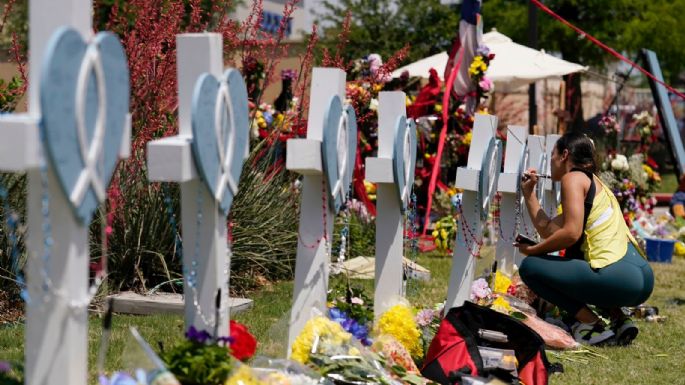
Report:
213,79,238,201
70,43,108,207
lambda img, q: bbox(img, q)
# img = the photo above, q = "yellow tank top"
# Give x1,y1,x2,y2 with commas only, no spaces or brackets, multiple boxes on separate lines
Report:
580,178,646,268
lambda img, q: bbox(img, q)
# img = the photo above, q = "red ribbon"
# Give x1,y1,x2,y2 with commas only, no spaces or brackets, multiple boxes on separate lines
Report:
531,0,685,101
422,48,465,235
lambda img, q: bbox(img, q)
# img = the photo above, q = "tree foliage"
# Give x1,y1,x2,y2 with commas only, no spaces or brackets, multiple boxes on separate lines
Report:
319,0,685,83
318,0,460,64
483,0,685,84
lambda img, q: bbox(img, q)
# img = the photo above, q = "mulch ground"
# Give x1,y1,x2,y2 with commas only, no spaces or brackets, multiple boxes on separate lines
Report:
0,291,23,325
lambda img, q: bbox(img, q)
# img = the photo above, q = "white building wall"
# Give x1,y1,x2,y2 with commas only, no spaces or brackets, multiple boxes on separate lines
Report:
233,0,341,42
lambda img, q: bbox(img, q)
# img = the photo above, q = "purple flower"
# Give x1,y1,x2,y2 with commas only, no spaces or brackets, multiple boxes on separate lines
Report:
415,309,436,327
281,69,297,81
0,361,11,373
477,45,490,57
186,326,212,344
217,335,235,346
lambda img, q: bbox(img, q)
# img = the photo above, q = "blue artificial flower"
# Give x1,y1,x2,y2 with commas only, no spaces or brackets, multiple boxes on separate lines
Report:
263,111,274,125
328,308,372,346
98,372,139,385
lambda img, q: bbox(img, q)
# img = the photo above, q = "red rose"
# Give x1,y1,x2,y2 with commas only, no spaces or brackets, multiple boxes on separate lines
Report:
229,320,257,361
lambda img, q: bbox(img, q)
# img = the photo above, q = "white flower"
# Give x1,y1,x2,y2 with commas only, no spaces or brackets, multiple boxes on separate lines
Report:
369,98,379,111
611,154,629,171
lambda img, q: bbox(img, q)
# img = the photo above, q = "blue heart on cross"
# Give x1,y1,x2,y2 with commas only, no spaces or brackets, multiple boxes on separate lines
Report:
190,69,249,215
479,137,503,221
39,27,130,224
321,95,357,214
392,116,417,212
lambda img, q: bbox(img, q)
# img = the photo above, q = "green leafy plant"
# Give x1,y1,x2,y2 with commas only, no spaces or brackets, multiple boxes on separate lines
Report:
0,77,24,113
162,340,234,385
0,361,23,385
328,279,374,326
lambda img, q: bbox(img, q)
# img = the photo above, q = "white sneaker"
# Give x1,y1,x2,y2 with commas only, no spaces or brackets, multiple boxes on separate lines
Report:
572,321,615,346
611,317,639,346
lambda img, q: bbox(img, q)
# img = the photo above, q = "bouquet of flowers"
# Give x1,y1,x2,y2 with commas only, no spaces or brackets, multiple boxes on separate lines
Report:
413,304,444,363
469,45,495,107
599,153,660,222
290,316,399,385
431,216,457,253
374,304,423,361
224,363,266,385
327,280,374,345
250,358,322,385
162,326,235,385
632,110,657,150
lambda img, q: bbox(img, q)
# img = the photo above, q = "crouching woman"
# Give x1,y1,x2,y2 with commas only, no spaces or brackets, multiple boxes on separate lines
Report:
514,132,654,346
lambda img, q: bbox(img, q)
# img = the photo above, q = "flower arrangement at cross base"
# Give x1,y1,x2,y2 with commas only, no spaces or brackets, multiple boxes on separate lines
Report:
160,321,256,385
599,153,661,224
469,270,579,350
374,304,423,361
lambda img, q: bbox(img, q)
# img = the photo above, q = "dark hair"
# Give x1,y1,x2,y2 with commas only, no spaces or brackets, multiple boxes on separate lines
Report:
555,132,597,173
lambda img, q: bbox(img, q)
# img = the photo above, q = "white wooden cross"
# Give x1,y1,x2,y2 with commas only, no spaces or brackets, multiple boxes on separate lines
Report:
522,135,545,241
495,125,528,276
447,114,501,309
285,68,348,353
147,33,248,338
0,1,131,385
365,91,417,318
542,134,561,237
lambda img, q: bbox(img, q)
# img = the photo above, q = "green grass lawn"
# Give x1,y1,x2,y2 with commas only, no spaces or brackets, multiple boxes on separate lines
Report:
658,172,678,193
1,250,684,384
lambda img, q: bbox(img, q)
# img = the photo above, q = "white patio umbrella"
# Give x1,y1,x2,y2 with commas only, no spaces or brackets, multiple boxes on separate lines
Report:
392,30,588,92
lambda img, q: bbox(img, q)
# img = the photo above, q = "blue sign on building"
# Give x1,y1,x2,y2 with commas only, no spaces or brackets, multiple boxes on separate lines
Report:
260,11,292,37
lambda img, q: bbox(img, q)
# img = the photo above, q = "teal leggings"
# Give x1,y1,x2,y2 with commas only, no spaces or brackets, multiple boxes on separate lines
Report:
518,243,654,316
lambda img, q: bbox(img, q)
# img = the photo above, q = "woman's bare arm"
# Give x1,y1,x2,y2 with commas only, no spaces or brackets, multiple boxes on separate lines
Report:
525,172,587,255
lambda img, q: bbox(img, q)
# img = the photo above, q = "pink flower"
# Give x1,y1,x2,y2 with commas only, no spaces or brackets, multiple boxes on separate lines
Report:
478,76,492,92
415,309,436,327
351,297,364,305
470,278,492,301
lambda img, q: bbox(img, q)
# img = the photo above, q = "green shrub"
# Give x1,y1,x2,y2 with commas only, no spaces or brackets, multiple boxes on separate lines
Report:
0,173,27,298
230,141,299,293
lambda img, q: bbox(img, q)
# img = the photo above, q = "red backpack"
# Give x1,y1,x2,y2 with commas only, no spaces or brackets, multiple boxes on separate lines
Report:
421,302,561,385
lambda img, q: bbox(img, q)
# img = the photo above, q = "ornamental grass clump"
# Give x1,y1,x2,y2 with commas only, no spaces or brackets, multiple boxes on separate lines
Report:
0,173,26,300
229,141,299,293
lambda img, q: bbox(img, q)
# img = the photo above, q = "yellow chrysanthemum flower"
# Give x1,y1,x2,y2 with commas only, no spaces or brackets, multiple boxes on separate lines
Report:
375,304,423,359
491,296,513,314
463,132,473,146
675,241,685,256
493,271,512,294
225,365,265,385
291,317,352,364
